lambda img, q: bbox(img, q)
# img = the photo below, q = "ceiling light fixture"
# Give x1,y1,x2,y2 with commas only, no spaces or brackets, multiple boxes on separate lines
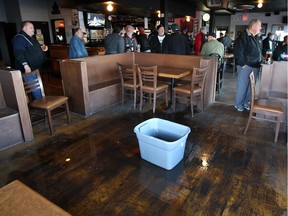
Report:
107,4,113,12
203,13,210,22
257,2,263,8
186,16,191,22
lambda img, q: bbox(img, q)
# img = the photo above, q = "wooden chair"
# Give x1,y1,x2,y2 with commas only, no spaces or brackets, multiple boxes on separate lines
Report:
117,63,139,109
22,70,70,135
173,67,208,117
244,72,284,142
137,65,169,113
209,53,224,95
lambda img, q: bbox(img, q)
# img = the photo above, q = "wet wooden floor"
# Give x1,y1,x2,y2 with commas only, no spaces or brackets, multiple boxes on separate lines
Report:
0,72,287,216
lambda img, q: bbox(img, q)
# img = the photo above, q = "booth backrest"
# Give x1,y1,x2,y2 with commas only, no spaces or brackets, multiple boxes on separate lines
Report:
85,52,133,87
134,53,201,68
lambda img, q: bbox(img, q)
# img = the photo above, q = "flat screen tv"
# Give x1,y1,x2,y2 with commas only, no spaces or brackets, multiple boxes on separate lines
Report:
85,12,105,28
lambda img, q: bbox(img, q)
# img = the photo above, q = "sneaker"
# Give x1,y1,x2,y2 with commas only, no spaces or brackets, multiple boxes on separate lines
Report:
234,105,244,112
244,104,250,111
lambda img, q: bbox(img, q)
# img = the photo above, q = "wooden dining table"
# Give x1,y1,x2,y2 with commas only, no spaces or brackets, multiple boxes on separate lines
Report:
0,180,71,216
157,66,192,103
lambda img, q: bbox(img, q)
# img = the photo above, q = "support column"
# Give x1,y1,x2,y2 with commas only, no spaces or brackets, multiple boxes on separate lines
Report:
160,0,169,33
209,9,216,34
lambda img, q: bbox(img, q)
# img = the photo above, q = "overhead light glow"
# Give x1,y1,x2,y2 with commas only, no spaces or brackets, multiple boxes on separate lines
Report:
186,16,191,22
257,3,263,8
107,4,113,12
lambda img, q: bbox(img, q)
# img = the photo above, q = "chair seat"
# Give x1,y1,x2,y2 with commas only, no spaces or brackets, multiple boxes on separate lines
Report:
254,99,283,114
142,83,169,92
124,80,139,88
174,84,201,95
30,96,68,110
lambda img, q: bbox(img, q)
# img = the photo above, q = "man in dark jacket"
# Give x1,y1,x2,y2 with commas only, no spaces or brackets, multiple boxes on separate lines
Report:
136,27,149,52
104,25,125,54
164,23,191,55
234,19,262,112
12,21,47,99
149,24,168,53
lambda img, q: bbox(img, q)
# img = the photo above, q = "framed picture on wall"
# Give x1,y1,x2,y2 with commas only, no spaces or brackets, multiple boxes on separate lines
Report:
261,23,267,36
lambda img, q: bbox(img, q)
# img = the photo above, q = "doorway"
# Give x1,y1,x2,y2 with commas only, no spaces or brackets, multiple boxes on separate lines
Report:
51,19,66,44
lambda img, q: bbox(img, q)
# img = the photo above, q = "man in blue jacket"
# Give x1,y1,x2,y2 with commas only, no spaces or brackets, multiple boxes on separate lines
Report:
234,19,262,112
69,28,88,59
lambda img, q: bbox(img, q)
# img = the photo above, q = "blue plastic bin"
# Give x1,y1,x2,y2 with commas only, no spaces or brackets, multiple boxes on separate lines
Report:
134,118,191,170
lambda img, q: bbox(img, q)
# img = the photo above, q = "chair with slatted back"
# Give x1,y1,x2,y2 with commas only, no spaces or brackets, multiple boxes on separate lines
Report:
22,70,70,135
137,65,169,113
118,63,139,109
244,72,284,142
209,53,224,95
173,67,208,117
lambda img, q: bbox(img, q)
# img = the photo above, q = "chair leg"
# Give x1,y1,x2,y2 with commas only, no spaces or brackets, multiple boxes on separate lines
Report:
133,88,137,109
121,88,124,106
274,119,281,142
165,89,168,107
139,90,143,110
191,99,194,117
65,101,71,124
244,115,252,135
153,93,156,113
47,110,54,135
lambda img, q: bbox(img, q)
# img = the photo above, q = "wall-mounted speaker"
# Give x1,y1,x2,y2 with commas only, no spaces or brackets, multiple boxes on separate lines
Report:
274,11,280,15
283,16,287,23
265,13,271,16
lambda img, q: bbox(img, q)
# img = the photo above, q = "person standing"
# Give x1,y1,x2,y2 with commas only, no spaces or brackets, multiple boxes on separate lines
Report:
104,25,125,55
149,24,169,53
164,23,191,55
222,32,233,52
12,21,48,99
123,25,138,52
136,27,149,52
194,27,207,55
262,32,276,57
272,35,288,61
69,28,88,59
234,19,263,112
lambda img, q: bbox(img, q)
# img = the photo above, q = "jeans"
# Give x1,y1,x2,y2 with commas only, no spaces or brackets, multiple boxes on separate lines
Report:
235,65,260,109
23,73,42,99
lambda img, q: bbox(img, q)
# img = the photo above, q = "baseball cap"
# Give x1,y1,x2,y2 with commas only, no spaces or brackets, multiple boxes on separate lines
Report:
171,23,179,31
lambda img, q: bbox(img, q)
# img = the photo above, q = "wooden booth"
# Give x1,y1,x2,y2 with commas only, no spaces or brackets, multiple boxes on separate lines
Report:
0,68,34,150
60,52,218,117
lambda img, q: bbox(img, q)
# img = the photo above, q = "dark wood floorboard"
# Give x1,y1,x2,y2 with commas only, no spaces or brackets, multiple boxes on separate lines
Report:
0,68,287,216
